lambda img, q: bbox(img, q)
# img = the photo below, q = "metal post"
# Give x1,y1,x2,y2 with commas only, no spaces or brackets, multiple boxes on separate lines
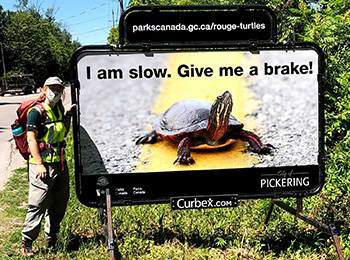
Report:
106,188,115,260
273,199,331,235
267,199,346,260
98,202,108,243
264,199,275,225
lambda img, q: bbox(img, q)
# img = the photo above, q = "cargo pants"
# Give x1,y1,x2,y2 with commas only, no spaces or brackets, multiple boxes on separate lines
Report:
21,161,69,242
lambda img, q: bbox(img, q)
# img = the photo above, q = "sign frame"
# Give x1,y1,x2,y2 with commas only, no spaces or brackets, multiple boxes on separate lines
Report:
70,41,325,208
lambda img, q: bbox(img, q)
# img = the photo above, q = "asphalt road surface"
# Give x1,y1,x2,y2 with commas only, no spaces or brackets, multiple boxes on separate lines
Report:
0,88,71,190
0,93,38,189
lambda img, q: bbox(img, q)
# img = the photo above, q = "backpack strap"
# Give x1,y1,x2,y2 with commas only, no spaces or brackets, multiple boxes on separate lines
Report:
57,100,67,126
32,102,64,131
35,102,46,124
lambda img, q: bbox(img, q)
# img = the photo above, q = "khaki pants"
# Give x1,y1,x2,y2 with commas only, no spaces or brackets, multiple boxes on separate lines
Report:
22,161,69,242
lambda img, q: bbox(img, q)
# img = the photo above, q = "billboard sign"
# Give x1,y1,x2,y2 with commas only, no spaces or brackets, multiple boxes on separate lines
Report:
70,43,324,207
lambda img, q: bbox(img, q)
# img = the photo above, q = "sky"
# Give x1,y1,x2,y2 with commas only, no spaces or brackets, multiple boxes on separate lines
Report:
1,0,130,45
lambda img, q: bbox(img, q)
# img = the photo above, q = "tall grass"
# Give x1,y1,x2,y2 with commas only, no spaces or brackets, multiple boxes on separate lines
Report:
0,135,346,259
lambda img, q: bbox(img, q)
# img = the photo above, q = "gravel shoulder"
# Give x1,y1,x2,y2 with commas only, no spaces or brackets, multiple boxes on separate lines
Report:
246,50,319,167
80,53,167,174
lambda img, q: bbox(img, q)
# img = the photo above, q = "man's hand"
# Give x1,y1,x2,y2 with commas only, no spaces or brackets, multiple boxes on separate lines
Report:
37,164,47,178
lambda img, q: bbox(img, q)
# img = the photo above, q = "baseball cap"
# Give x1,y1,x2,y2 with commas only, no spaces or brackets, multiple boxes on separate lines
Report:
44,76,64,88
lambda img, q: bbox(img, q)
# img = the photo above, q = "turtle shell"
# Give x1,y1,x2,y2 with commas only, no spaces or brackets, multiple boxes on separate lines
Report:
152,99,243,137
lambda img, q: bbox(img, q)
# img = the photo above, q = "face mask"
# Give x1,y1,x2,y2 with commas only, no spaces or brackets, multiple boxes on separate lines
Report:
46,89,62,103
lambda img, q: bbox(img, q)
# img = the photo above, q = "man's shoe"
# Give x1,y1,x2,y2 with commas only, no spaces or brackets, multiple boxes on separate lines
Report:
20,239,34,257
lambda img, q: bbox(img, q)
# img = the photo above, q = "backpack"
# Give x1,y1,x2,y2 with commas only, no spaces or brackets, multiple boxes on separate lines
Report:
11,98,46,160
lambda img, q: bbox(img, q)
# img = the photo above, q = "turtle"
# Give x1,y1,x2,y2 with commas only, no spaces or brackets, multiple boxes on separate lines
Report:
136,90,273,164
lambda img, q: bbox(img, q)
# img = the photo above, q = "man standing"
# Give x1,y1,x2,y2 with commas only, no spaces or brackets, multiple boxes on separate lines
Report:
20,77,75,256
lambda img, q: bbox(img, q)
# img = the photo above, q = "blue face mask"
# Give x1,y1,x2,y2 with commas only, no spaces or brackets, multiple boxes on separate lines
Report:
46,89,62,103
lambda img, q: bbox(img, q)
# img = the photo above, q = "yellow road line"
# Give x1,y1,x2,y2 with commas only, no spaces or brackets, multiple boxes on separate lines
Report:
137,51,259,172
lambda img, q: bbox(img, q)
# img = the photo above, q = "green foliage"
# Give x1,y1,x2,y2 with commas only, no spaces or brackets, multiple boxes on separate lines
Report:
0,4,80,86
108,27,120,45
278,0,350,250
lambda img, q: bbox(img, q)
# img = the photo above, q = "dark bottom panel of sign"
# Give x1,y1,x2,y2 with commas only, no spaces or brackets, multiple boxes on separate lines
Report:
78,164,323,207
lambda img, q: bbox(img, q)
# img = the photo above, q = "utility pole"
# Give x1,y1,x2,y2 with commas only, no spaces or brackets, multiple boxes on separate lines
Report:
112,10,115,27
0,42,7,89
118,0,124,14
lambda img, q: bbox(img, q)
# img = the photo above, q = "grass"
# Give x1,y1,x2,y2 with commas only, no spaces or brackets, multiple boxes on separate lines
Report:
0,133,348,259
0,172,345,259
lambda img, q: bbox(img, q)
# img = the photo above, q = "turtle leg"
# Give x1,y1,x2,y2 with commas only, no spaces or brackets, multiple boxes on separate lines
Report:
173,137,195,165
238,130,274,154
136,130,159,144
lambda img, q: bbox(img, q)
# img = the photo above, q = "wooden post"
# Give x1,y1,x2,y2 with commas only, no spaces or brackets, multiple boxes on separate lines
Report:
0,42,8,89
329,224,345,260
297,198,303,213
106,188,115,260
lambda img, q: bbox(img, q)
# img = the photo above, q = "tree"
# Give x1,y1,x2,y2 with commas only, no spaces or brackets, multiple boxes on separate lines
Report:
0,3,80,86
108,26,119,45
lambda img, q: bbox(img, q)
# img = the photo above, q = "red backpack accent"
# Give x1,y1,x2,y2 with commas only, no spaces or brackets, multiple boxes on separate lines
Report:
11,98,46,160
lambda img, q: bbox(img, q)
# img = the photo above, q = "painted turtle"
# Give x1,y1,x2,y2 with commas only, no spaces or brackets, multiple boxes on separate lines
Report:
136,91,273,164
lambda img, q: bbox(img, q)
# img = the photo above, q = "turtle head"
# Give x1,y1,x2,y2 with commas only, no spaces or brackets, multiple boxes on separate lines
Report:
207,91,233,140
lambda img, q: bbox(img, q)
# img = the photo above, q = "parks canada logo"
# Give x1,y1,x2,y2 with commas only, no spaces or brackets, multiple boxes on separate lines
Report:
260,170,310,189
